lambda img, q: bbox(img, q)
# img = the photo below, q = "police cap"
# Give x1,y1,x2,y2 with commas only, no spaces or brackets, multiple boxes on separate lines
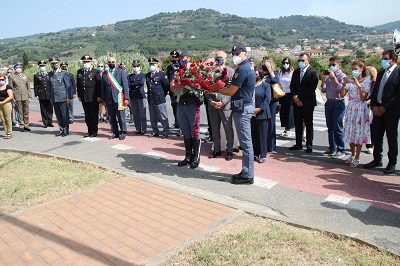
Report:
60,61,68,67
81,54,92,62
38,60,47,66
132,60,141,67
49,57,59,64
148,57,159,64
170,50,179,58
230,44,247,54
179,50,190,57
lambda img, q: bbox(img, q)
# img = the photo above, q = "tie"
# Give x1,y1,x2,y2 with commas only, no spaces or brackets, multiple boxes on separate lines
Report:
300,69,304,82
377,70,390,103
84,70,87,76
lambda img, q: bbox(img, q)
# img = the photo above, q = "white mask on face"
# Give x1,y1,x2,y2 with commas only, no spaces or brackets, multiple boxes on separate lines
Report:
15,68,22,73
232,55,243,65
40,67,46,72
133,67,140,73
83,63,91,69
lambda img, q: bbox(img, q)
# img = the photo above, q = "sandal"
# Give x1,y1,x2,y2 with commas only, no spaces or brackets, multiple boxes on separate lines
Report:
345,156,355,164
5,134,12,139
349,159,359,168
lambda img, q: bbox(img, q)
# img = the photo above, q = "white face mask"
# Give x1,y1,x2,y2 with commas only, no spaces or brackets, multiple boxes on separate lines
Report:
133,67,140,73
40,67,46,72
83,63,91,69
150,65,157,72
15,68,22,73
232,55,242,65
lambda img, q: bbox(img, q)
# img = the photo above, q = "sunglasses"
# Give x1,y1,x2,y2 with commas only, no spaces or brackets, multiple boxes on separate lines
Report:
0,79,5,81
98,65,104,67
298,60,306,62
107,61,115,63
283,62,290,64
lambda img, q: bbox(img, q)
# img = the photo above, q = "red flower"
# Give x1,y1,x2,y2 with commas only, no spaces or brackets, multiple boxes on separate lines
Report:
215,69,220,73
205,67,211,73
196,72,201,78
190,63,195,67
191,68,197,74
196,77,203,83
199,64,205,69
207,76,213,81
203,81,210,87
209,61,214,66
178,69,184,76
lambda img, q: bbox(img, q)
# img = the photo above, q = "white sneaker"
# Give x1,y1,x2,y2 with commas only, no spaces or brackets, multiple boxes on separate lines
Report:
345,156,355,164
350,159,359,167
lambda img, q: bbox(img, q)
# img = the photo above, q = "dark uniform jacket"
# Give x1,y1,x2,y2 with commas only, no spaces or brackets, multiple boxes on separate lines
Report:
127,72,146,99
48,71,73,103
145,71,169,105
254,81,271,120
65,72,76,99
290,66,319,107
77,68,102,102
33,72,51,100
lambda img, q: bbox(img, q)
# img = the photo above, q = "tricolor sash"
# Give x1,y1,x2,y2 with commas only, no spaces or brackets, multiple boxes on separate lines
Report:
105,70,125,110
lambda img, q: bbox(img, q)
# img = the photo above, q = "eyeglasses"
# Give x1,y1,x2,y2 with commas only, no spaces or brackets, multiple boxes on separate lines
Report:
107,61,115,63
0,79,5,81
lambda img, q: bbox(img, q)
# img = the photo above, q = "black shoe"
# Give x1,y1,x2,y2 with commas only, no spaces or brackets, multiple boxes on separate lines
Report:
24,127,31,132
90,133,97,138
55,132,63,137
161,134,168,139
19,128,25,132
69,121,73,124
173,124,179,129
43,125,48,128
135,131,142,135
108,134,119,139
129,119,134,124
148,133,159,138
176,132,182,137
232,172,242,179
306,145,313,153
233,148,240,153
208,151,221,158
178,158,190,167
225,152,233,161
383,164,396,175
289,145,303,150
48,124,54,127
119,133,126,140
231,177,254,185
61,133,68,137
363,160,383,169
190,161,199,169
140,131,146,135
83,133,91,138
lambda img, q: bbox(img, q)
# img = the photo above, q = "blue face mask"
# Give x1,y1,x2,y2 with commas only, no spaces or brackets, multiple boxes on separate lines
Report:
98,67,104,71
215,57,224,65
381,59,390,69
329,65,338,72
150,65,157,72
282,63,290,70
179,59,188,68
352,70,360,78
0,81,5,85
298,61,306,69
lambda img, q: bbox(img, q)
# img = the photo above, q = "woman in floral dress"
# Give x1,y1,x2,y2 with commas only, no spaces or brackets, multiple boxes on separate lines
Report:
340,59,371,167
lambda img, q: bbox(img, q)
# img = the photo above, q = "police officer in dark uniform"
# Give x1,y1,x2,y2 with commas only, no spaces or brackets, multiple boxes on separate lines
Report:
60,61,77,124
77,54,102,137
127,60,147,134
34,60,54,128
48,57,73,137
166,50,180,129
146,57,170,139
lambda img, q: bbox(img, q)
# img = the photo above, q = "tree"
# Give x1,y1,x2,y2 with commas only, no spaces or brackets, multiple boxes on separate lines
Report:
22,51,29,70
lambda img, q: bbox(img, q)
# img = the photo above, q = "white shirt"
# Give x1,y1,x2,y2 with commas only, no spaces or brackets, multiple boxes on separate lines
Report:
279,70,293,93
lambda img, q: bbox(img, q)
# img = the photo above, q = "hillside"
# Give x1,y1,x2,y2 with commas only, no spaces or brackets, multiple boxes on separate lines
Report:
0,9,383,64
375,20,400,31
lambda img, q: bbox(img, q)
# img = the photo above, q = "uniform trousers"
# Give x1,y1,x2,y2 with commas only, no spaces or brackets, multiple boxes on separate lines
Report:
131,98,147,132
16,100,30,128
149,102,169,135
82,101,99,135
39,99,53,126
324,100,345,152
107,102,127,135
68,98,74,122
232,104,254,179
177,103,201,140
0,102,12,135
209,109,234,153
53,101,69,134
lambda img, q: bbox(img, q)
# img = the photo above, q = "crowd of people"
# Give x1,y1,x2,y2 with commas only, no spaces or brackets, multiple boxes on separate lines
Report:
1,45,399,184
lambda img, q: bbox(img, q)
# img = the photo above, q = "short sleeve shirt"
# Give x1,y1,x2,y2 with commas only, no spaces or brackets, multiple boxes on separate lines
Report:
231,60,256,103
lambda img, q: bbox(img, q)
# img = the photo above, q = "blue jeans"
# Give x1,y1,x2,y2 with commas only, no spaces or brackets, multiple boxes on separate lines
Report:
233,105,254,179
177,103,201,139
325,101,345,152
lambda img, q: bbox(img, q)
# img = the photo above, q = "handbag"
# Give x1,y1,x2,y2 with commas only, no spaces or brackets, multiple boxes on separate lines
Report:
271,83,286,99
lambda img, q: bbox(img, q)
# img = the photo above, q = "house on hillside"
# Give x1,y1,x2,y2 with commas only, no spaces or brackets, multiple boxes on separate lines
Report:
308,49,326,57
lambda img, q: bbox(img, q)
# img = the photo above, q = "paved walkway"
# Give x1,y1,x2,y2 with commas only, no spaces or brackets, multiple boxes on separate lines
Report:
0,110,399,265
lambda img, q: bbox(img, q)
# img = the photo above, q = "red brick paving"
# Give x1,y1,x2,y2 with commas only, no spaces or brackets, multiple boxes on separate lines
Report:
0,178,234,265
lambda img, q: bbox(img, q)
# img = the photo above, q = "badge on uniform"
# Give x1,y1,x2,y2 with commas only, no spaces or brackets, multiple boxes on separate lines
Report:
234,73,239,79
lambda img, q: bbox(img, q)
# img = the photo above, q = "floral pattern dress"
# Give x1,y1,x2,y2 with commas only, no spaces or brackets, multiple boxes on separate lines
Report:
343,78,371,145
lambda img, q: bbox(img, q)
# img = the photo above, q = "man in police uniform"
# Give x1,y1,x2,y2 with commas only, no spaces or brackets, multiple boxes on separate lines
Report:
34,60,54,128
60,62,77,124
48,57,73,137
146,57,170,139
218,44,256,184
77,54,102,137
166,50,180,129
127,60,147,134
8,62,32,132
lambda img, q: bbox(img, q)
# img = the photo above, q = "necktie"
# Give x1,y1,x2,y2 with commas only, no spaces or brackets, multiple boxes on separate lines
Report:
84,70,87,76
377,70,390,103
300,69,304,82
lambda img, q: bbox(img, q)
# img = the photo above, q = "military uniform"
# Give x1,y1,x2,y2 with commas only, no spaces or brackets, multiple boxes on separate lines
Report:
60,62,76,123
8,62,31,131
167,50,180,128
48,58,73,136
34,60,53,127
127,60,147,133
146,58,170,138
77,55,102,137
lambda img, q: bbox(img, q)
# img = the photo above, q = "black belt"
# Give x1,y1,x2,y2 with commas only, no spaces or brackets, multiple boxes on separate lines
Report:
326,99,343,103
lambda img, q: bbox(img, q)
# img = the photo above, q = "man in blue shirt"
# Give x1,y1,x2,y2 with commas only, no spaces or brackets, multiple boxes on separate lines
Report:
218,44,256,184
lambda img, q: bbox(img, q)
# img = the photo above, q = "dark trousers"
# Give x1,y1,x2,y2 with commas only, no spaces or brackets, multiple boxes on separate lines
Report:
251,117,269,159
53,101,69,134
372,110,400,165
107,102,127,135
324,101,345,152
204,97,212,138
293,104,315,147
268,102,277,152
82,101,99,135
39,99,53,126
279,93,294,129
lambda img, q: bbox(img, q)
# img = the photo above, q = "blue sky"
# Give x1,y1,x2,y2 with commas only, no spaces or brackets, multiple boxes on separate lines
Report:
3,0,398,39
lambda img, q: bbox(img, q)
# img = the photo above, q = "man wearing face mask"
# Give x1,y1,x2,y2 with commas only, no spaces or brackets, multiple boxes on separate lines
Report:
127,60,147,134
365,49,400,175
101,56,130,140
321,56,346,158
289,53,319,153
77,54,102,138
48,57,73,137
218,44,256,184
146,57,170,139
167,50,180,130
60,62,77,124
33,60,53,128
8,62,32,132
170,50,204,169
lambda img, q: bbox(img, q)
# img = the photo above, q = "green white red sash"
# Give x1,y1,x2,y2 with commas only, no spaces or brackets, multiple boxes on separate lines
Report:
105,70,125,110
